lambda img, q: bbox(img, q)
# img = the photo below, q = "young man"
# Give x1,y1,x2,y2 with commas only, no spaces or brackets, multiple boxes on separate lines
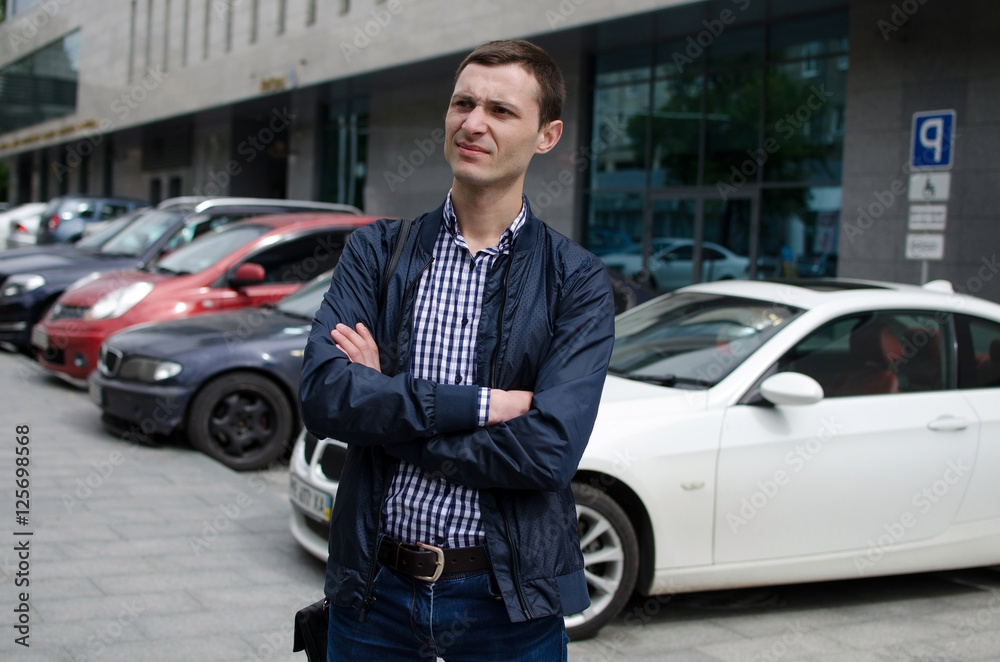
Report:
300,39,615,660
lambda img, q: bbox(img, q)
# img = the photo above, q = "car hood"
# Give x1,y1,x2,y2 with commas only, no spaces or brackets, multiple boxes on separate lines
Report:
0,249,132,278
54,268,171,306
104,308,312,358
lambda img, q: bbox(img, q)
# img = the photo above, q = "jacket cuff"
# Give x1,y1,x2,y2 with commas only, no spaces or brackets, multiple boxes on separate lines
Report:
434,384,479,433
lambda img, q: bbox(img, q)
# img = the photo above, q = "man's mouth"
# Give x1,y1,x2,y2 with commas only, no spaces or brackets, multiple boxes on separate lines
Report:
458,142,489,155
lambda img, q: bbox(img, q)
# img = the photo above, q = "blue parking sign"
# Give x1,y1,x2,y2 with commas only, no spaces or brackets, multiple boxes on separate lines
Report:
911,110,955,170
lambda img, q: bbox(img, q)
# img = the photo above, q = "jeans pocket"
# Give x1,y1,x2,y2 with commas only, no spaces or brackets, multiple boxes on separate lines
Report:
487,573,504,600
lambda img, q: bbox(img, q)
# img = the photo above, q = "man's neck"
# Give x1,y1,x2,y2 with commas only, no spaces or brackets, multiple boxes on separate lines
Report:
450,182,524,254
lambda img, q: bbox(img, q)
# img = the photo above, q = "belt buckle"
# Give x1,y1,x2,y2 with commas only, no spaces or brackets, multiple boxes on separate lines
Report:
416,542,445,582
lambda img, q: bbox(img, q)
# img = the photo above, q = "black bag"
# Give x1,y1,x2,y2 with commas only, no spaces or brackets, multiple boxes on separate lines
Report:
292,598,328,661
293,218,413,660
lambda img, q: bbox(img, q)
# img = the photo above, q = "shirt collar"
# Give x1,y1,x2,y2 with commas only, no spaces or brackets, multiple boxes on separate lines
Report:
443,190,527,254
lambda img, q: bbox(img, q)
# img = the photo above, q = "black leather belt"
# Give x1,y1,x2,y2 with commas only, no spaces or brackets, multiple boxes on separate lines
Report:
377,537,490,582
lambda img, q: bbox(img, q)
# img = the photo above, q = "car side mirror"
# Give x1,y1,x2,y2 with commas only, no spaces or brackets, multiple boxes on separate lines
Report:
230,262,266,287
759,372,824,406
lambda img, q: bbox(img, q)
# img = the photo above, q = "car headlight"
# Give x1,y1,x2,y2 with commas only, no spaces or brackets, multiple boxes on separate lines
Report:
118,357,183,382
1,274,45,298
86,282,154,320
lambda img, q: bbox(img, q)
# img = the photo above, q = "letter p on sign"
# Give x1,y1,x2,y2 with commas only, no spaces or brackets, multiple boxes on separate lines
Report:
911,110,955,170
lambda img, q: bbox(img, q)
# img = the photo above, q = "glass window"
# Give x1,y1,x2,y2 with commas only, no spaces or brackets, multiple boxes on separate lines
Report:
592,84,650,189
100,210,184,257
764,57,847,182
778,311,951,397
770,11,849,61
703,68,762,185
956,315,1000,389
648,77,700,187
244,230,348,283
586,192,644,256
759,186,841,279
155,224,270,275
596,48,650,86
0,30,81,133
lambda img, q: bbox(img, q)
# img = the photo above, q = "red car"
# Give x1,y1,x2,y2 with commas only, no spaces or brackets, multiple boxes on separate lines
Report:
33,212,375,382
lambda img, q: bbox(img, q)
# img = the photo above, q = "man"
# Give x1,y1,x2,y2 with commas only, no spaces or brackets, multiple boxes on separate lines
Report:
300,39,615,660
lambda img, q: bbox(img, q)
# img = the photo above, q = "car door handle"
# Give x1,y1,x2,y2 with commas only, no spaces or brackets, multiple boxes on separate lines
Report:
927,417,969,432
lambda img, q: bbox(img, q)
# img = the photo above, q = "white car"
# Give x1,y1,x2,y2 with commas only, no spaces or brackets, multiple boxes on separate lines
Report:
601,238,750,293
2,202,48,250
288,278,1000,640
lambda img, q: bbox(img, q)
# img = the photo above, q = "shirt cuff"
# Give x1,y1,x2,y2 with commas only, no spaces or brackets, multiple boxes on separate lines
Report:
477,387,491,427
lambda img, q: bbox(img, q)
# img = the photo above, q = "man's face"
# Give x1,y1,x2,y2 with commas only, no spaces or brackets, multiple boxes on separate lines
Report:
444,63,562,191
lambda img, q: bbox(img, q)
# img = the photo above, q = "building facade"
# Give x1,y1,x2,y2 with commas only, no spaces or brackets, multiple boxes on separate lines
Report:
1,0,997,300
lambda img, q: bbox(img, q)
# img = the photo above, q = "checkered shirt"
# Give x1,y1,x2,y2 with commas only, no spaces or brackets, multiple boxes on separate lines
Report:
382,193,526,548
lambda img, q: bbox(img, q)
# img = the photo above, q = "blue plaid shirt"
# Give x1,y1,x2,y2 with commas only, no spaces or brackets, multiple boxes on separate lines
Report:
382,193,526,548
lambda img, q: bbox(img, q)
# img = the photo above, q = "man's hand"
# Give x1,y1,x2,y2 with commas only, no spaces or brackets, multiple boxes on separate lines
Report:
488,389,533,425
331,323,381,372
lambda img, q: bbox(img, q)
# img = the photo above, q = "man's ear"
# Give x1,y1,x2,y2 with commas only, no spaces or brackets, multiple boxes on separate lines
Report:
535,119,563,155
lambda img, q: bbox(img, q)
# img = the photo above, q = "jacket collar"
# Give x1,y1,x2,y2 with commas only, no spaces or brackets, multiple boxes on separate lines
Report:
417,198,540,255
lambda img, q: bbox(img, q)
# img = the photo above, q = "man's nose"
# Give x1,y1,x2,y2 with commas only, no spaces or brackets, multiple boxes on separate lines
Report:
463,105,488,134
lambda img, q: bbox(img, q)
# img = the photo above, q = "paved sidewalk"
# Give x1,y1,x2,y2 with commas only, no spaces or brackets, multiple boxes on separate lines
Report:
0,352,323,662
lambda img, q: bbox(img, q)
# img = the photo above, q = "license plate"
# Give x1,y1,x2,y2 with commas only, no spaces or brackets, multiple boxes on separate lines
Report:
289,475,332,522
89,381,102,407
31,326,48,350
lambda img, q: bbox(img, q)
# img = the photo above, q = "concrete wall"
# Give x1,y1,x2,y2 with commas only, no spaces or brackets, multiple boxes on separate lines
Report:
840,0,1000,302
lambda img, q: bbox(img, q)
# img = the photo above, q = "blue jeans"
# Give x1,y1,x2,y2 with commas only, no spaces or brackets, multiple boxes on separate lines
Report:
327,564,568,661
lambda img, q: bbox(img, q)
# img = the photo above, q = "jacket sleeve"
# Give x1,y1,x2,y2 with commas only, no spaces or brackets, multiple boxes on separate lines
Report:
298,222,481,446
384,256,616,492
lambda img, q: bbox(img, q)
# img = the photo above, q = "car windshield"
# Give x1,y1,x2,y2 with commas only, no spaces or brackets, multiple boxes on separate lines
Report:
609,292,802,388
75,213,138,249
153,224,270,275
277,271,334,319
99,210,184,256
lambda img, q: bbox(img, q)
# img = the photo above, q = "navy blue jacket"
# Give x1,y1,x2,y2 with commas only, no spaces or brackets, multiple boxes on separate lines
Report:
299,201,616,623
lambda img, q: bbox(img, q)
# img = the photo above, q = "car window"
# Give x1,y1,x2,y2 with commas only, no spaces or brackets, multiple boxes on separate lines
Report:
241,230,348,284
155,224,270,275
72,201,96,219
667,245,693,260
75,214,134,249
162,213,241,252
609,292,801,387
99,210,183,256
100,204,129,220
955,314,1000,389
777,310,952,397
703,247,726,261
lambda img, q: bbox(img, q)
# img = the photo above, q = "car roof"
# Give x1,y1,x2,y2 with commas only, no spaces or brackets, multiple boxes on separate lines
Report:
192,197,362,215
218,211,376,233
679,277,1000,318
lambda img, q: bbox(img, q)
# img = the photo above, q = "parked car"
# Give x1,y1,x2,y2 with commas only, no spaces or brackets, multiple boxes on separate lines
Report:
33,211,375,382
288,277,1000,640
88,270,340,470
2,202,49,250
0,197,361,354
601,238,750,293
35,196,148,245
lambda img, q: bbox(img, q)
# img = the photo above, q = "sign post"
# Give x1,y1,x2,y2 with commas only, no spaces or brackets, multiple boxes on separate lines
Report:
907,110,955,283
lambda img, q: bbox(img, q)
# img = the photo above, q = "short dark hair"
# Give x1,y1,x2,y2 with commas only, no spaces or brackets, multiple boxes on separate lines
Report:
455,40,565,128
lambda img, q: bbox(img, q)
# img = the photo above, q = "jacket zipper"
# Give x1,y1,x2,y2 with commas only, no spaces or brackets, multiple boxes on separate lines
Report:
489,255,531,619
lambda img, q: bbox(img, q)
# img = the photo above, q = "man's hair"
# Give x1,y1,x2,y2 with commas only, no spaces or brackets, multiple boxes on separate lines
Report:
455,40,566,128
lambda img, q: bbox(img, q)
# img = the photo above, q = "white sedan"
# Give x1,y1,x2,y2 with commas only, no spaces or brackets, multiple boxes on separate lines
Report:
288,278,1000,640
601,238,750,293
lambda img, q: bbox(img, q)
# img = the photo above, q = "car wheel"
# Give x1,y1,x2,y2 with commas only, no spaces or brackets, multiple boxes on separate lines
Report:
565,482,640,641
187,371,294,471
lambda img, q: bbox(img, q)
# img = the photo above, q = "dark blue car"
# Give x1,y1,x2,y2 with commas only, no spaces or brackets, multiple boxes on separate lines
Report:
89,270,334,471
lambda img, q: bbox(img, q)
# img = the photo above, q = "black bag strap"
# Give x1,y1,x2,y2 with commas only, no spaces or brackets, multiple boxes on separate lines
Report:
378,217,412,313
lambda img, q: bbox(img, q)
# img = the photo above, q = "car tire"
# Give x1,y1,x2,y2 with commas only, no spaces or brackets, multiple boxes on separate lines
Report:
187,371,294,471
565,482,640,641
